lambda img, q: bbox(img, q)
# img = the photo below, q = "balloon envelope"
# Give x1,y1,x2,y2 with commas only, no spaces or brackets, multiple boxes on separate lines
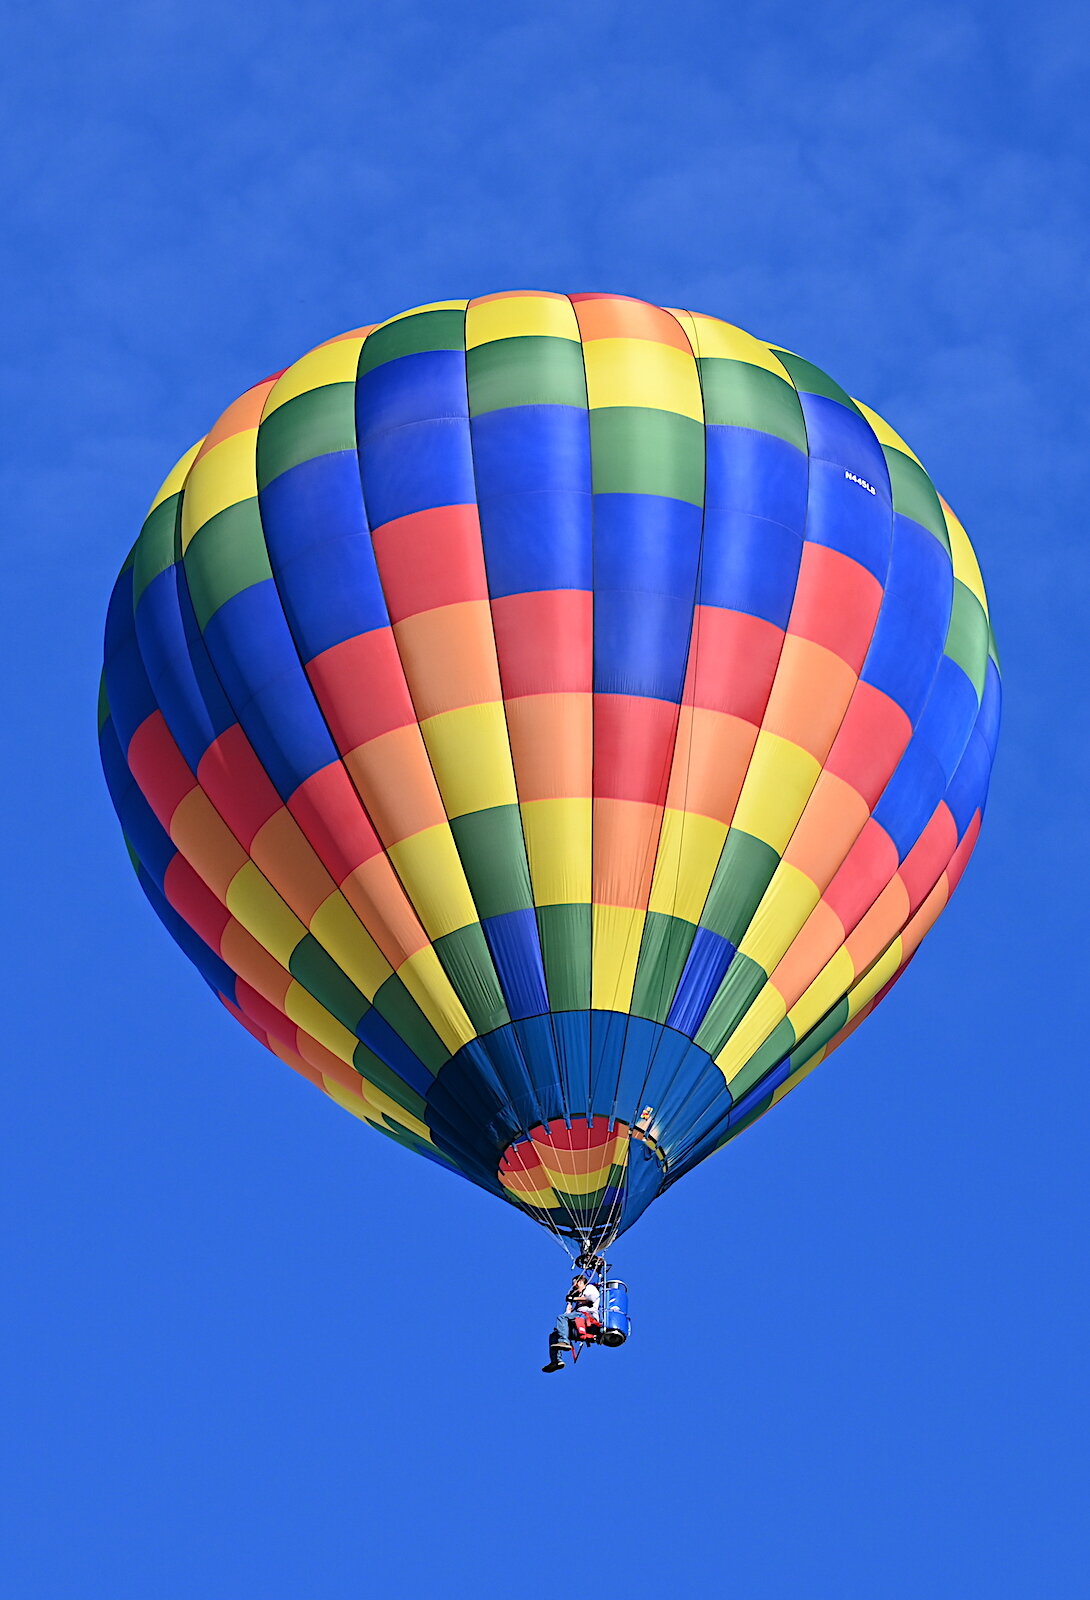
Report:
100,293,1000,1251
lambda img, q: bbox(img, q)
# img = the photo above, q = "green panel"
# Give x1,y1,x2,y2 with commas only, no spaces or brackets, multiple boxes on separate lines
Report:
883,447,950,549
372,975,449,1074
433,923,511,1035
257,383,357,488
589,407,704,505
945,579,989,699
697,358,807,451
700,829,779,944
536,903,591,1010
183,499,272,630
694,952,768,1057
725,1016,797,1100
467,335,587,415
289,934,368,1032
357,309,467,375
988,623,1001,672
133,495,181,605
789,994,851,1071
351,1040,430,1121
631,911,698,1023
769,349,859,411
97,675,111,731
449,805,534,917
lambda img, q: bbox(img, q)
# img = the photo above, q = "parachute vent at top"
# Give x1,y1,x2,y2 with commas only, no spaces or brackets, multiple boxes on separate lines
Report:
99,291,1001,1251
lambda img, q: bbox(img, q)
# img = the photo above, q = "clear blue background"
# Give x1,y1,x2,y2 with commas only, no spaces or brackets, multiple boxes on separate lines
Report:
2,2,1086,1595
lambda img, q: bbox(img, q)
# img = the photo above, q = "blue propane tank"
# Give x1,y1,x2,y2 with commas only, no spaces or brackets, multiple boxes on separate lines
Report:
600,1280,630,1347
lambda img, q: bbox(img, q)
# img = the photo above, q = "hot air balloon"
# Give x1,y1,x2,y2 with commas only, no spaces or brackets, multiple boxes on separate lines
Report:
99,292,1000,1282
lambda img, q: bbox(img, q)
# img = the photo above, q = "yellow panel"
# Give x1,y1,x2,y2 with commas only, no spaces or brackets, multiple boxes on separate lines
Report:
543,1163,617,1197
309,891,392,1000
943,500,990,615
375,299,468,328
648,808,727,922
502,1181,559,1208
716,984,788,1085
853,399,924,468
225,862,305,966
732,732,822,852
787,946,856,1039
419,702,518,817
387,825,478,939
180,429,257,550
324,1077,370,1122
284,981,358,1063
521,798,592,905
147,440,202,516
263,337,367,414
846,938,903,1018
591,904,645,1013
396,946,476,1055
685,314,792,379
358,1081,431,1142
739,862,822,973
583,338,703,421
664,307,699,350
465,294,580,348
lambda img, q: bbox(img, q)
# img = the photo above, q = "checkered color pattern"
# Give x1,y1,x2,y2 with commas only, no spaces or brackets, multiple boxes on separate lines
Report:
99,293,1001,1248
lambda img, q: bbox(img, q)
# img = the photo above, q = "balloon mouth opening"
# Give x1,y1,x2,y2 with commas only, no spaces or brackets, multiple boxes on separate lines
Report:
496,1114,666,1243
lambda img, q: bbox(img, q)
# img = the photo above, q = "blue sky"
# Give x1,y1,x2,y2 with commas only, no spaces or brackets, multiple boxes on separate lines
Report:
3,2,1087,1595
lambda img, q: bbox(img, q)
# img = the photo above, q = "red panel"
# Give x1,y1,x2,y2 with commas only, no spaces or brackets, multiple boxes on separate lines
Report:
682,608,784,724
788,544,884,672
371,505,488,621
823,817,900,933
593,695,679,805
288,762,385,881
946,810,981,893
491,590,593,697
306,627,415,751
234,979,294,1041
163,853,231,953
899,804,958,915
824,681,913,806
197,724,281,848
127,711,196,828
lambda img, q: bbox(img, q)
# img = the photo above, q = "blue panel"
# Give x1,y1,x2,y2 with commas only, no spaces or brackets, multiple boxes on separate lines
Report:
945,724,993,838
202,580,304,708
135,567,235,768
482,909,550,1022
357,349,469,437
655,1035,733,1142
588,1010,631,1120
704,425,808,526
668,927,737,1035
356,415,477,527
803,458,892,582
799,392,891,496
260,455,390,660
861,515,953,721
918,656,980,783
470,404,591,504
103,619,158,750
473,1025,550,1132
873,741,948,859
511,1015,568,1125
978,659,1002,758
355,1009,436,1098
593,494,702,700
551,1011,593,1121
698,508,802,627
137,865,237,997
478,489,593,596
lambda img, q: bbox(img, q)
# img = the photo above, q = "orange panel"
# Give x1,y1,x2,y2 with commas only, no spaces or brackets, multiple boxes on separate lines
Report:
249,807,335,924
393,601,502,718
768,899,847,1010
845,878,911,971
294,1030,364,1093
665,707,758,826
194,379,276,458
340,854,431,968
506,693,592,801
344,725,447,844
783,771,871,889
169,788,248,899
219,920,293,1010
572,294,692,351
593,798,661,909
762,636,858,762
